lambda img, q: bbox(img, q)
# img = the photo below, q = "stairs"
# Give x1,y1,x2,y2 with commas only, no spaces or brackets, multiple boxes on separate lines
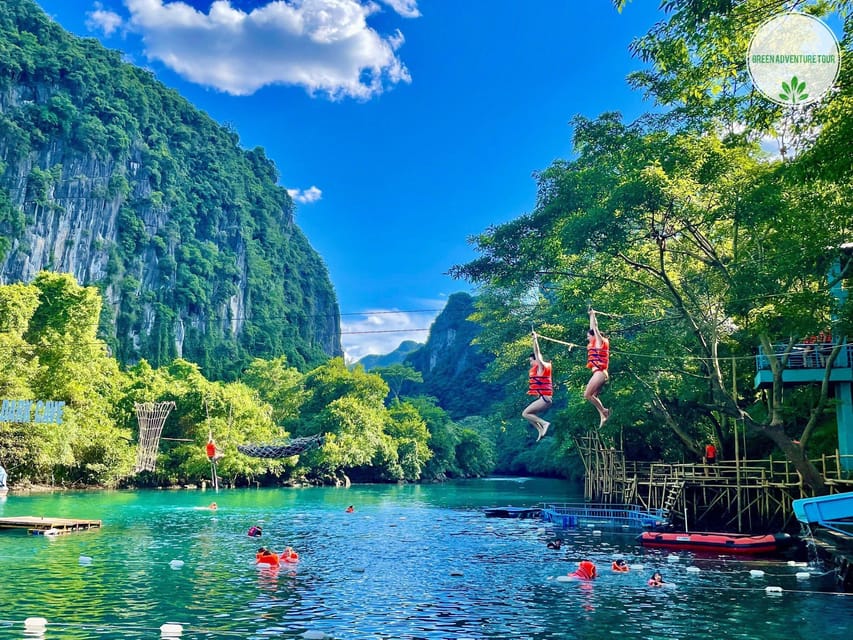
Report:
661,480,685,516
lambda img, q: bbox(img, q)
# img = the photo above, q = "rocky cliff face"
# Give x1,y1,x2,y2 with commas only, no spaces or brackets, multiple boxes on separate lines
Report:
0,1,341,377
405,292,500,418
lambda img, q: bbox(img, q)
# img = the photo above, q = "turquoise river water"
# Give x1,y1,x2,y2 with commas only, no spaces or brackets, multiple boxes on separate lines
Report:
0,477,850,639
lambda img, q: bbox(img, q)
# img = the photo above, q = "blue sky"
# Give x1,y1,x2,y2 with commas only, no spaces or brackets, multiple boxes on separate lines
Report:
34,0,667,361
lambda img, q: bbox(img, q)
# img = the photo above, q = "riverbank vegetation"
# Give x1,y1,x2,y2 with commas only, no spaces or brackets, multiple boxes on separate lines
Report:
0,273,496,488
450,1,853,492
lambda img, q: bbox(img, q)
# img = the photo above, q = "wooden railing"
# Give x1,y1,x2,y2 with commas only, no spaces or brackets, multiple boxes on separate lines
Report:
624,453,853,488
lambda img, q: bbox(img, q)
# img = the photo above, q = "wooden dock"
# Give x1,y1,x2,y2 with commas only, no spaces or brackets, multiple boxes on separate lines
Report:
573,430,853,531
0,516,102,536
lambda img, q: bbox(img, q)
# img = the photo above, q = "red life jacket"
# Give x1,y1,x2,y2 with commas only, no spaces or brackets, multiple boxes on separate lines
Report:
528,362,553,397
587,337,610,372
571,560,597,580
206,442,216,458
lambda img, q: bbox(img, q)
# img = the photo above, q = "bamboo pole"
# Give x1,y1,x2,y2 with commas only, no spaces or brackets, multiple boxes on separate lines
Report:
733,357,742,532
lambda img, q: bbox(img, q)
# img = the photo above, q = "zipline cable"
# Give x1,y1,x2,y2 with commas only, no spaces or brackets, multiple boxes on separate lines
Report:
533,330,772,363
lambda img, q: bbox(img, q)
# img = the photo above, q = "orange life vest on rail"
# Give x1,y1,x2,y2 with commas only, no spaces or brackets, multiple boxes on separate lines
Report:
587,337,610,372
528,363,553,397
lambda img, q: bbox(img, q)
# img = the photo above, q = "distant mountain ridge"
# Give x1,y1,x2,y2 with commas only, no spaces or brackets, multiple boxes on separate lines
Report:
357,340,423,370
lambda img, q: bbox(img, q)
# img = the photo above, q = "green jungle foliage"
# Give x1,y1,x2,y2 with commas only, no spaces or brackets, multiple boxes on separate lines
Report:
0,275,494,487
0,0,340,380
450,1,853,490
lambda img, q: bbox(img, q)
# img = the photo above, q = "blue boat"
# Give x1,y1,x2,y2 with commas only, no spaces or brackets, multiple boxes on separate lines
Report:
793,491,853,537
540,502,669,531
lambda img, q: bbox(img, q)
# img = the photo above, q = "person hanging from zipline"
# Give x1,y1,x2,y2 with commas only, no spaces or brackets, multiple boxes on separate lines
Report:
522,331,553,442
206,437,223,462
585,308,611,427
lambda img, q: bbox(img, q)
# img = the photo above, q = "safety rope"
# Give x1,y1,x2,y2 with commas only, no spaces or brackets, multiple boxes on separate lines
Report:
533,330,775,363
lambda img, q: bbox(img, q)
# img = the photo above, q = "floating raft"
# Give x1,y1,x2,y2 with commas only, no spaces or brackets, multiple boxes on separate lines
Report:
483,506,542,519
0,516,102,536
637,531,794,555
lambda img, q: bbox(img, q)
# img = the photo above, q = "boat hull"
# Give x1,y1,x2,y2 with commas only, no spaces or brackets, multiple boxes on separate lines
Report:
638,531,793,555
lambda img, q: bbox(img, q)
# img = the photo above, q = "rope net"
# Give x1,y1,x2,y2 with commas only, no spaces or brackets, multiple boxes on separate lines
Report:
134,401,176,473
237,434,325,459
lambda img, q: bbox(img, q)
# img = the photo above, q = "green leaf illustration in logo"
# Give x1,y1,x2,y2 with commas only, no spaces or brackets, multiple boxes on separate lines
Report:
779,76,809,104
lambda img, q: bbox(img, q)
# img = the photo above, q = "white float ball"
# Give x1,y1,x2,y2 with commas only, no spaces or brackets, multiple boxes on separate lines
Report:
24,618,48,630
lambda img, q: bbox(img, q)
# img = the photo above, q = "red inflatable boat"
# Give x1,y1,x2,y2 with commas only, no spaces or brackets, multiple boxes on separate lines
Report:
638,531,794,555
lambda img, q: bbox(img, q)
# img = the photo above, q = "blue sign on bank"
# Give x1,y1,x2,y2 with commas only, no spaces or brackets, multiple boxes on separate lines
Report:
0,399,65,424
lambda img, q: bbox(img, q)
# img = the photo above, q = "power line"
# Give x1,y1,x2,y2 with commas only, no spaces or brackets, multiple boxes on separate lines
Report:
340,308,441,317
341,328,430,335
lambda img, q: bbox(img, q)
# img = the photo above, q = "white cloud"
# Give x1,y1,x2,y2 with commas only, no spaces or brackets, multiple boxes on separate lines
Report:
341,306,441,364
86,2,125,36
378,0,421,18
116,0,413,98
287,185,323,204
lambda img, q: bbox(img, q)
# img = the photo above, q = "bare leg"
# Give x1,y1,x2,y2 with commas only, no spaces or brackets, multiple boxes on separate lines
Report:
522,396,552,441
584,371,610,426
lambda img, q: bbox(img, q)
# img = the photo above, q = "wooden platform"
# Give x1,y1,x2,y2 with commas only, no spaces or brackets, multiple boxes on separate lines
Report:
483,506,542,519
0,516,102,536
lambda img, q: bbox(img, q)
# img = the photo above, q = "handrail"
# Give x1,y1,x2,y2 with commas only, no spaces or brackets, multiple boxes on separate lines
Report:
619,454,853,484
756,340,851,370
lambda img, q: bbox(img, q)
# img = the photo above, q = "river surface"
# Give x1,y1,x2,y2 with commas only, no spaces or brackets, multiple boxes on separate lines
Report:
0,477,850,639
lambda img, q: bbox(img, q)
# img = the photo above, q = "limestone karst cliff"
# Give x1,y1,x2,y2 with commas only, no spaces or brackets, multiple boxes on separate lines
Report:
0,0,342,378
404,292,501,419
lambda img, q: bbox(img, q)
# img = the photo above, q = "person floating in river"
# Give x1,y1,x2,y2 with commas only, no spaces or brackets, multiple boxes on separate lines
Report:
648,571,665,587
522,332,553,442
612,559,629,572
585,309,611,428
569,560,598,580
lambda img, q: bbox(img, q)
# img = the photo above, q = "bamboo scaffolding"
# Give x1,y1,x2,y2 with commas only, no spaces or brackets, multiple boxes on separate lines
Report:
579,435,853,530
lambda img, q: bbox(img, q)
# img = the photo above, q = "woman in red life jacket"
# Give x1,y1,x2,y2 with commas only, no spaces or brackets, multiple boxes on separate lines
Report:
585,309,610,427
648,571,665,587
522,332,553,442
206,438,223,462
705,443,717,465
569,560,598,580
612,559,629,572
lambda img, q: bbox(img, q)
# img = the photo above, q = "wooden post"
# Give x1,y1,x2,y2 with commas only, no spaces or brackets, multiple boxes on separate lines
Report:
733,357,742,532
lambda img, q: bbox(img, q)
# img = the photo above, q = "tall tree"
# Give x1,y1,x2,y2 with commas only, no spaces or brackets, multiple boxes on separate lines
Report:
453,112,850,493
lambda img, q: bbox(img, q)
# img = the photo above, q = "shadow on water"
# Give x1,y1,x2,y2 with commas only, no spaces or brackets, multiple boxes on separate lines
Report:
0,478,849,639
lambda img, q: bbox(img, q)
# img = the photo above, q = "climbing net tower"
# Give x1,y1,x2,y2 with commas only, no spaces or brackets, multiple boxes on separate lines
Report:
134,401,176,472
